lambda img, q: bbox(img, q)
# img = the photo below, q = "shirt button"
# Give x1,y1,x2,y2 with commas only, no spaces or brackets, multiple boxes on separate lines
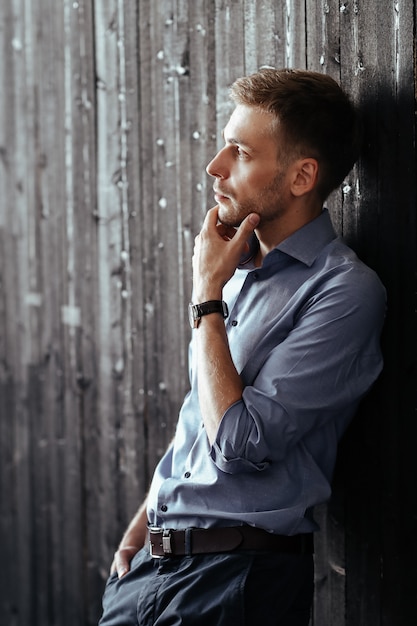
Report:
161,504,168,512
253,272,259,280
231,320,238,327
184,471,191,478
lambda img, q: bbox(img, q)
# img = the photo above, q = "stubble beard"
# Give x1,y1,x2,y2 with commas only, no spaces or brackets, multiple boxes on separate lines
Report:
217,170,287,228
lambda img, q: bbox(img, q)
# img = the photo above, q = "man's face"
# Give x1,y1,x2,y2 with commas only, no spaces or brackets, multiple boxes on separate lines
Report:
206,104,291,228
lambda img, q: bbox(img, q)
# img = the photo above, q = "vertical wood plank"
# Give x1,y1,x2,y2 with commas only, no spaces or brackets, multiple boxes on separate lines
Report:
92,0,144,612
285,0,307,69
213,0,245,136
1,0,40,623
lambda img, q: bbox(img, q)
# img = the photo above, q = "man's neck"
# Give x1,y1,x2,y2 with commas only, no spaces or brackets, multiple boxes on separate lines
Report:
255,200,323,265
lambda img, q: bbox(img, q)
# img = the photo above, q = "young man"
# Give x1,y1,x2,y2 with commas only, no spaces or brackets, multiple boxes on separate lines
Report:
99,69,386,626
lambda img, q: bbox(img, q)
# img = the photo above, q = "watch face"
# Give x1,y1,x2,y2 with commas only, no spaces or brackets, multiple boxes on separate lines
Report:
188,303,198,328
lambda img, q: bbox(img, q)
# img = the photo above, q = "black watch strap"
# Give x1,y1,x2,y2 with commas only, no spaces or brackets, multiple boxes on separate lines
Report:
188,300,229,329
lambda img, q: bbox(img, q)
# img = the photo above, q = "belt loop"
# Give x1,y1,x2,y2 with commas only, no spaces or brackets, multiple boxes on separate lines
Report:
184,528,193,556
162,529,173,554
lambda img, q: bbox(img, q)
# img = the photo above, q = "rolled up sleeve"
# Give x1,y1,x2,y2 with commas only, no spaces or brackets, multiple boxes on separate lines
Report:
210,268,386,474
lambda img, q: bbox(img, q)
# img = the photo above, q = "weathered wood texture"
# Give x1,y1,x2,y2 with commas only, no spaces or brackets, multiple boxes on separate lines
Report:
0,1,415,624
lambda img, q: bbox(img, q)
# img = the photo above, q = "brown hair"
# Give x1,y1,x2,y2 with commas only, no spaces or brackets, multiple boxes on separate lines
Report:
230,68,361,200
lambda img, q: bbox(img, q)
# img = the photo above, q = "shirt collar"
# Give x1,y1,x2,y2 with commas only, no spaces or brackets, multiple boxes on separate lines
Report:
277,209,337,267
238,208,337,269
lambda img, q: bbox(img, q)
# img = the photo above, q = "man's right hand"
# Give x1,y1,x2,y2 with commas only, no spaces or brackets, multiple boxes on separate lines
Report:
110,545,142,579
192,206,260,302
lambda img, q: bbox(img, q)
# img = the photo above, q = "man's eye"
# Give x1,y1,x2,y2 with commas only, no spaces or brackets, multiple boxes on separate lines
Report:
236,146,247,159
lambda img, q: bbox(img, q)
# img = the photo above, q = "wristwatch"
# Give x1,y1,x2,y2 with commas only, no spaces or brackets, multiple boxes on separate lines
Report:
188,300,229,329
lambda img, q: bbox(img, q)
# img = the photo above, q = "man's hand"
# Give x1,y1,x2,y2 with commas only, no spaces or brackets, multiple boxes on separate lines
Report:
109,498,149,578
110,545,141,579
192,206,260,302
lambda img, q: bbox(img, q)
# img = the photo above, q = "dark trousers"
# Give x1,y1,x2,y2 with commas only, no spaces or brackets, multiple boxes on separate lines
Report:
99,547,313,626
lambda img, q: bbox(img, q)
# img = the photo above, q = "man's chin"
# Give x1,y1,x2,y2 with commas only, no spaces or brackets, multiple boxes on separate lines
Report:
218,204,251,229
217,211,242,229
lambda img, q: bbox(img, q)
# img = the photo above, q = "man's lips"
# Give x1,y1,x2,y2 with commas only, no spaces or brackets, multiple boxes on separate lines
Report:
213,187,231,201
214,192,228,202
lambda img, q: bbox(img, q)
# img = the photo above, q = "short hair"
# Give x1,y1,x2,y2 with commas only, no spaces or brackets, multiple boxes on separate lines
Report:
230,68,361,200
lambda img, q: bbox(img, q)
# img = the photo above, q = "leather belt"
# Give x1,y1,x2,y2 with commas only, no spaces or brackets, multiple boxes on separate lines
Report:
148,525,313,558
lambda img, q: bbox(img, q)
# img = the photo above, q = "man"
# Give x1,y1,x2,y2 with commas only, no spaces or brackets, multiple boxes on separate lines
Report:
99,68,385,625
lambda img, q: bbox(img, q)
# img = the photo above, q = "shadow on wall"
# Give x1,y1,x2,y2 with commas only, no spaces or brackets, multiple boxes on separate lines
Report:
329,83,417,623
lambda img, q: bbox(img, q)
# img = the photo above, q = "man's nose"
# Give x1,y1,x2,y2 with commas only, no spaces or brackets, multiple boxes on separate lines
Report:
206,148,228,179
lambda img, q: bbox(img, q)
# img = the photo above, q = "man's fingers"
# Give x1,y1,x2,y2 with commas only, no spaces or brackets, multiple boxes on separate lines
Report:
116,553,130,578
204,205,220,228
216,223,238,240
240,212,260,233
111,545,140,579
231,213,260,247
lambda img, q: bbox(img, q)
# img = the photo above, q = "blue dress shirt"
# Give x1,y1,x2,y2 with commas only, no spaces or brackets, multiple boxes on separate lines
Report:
147,210,386,535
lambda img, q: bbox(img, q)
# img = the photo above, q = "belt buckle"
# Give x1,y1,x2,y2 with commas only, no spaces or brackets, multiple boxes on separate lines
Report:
148,526,173,558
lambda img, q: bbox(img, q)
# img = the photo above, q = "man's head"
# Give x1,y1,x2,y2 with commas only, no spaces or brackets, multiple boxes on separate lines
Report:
229,68,361,201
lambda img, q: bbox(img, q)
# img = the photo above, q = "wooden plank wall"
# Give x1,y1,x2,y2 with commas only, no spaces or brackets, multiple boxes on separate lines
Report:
0,1,415,624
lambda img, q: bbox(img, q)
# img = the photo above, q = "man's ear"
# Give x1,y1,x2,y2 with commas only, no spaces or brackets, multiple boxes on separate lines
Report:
290,158,319,196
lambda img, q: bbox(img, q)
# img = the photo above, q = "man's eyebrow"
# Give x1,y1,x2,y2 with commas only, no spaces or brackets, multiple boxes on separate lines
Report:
221,129,255,153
